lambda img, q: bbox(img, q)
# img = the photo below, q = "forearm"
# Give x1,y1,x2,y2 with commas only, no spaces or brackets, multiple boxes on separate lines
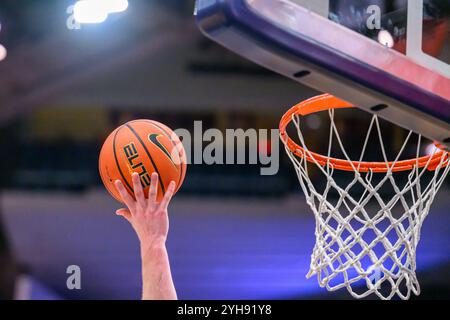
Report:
141,243,177,300
114,174,178,300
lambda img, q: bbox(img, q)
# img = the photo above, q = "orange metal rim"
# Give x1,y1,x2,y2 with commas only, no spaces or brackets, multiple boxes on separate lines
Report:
279,94,449,173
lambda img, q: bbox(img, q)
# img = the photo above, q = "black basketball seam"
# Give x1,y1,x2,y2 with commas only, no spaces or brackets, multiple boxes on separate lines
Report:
147,121,184,186
125,123,166,194
142,120,184,187
128,119,185,189
129,119,184,187
113,126,134,194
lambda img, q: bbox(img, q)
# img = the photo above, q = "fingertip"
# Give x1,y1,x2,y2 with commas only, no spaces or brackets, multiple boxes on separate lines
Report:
116,208,126,215
114,180,122,188
168,181,176,192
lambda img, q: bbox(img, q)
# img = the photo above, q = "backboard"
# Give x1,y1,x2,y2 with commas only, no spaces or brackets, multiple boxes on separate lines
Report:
195,0,450,149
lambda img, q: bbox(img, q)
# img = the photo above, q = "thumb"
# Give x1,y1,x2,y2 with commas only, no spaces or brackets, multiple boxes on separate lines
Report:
116,208,132,221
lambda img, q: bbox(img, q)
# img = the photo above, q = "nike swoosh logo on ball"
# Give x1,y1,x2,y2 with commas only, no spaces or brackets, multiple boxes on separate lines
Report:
148,133,176,165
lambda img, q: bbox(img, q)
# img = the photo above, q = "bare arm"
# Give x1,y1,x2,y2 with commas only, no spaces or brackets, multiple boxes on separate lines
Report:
115,172,177,300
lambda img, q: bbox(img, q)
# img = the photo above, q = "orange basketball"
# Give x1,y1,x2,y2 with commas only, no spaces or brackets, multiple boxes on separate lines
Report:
99,119,187,203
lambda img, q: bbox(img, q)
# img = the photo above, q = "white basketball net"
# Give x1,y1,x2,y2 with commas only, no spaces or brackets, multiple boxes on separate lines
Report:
283,110,450,300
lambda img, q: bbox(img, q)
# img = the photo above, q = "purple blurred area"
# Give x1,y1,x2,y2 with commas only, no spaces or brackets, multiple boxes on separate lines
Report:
2,191,450,300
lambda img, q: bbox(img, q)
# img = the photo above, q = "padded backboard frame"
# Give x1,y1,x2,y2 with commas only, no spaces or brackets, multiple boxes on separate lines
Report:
195,0,450,149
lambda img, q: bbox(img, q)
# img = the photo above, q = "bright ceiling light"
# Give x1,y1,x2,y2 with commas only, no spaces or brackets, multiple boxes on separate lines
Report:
73,0,129,24
425,143,439,156
0,44,7,61
74,0,109,24
377,30,394,48
106,0,129,13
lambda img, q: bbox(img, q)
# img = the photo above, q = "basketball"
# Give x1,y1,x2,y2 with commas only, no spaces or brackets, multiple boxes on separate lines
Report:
99,120,187,203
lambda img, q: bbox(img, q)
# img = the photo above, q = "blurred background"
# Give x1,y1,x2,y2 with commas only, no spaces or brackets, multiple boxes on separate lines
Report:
0,0,449,300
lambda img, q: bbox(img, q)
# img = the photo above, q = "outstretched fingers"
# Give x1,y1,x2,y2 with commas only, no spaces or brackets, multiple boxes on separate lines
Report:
115,180,136,210
159,181,176,212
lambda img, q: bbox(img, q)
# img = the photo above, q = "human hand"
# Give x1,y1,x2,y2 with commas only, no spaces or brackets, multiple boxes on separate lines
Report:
114,172,176,253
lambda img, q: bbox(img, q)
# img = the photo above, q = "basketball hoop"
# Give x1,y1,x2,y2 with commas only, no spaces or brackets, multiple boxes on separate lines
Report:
280,94,450,300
